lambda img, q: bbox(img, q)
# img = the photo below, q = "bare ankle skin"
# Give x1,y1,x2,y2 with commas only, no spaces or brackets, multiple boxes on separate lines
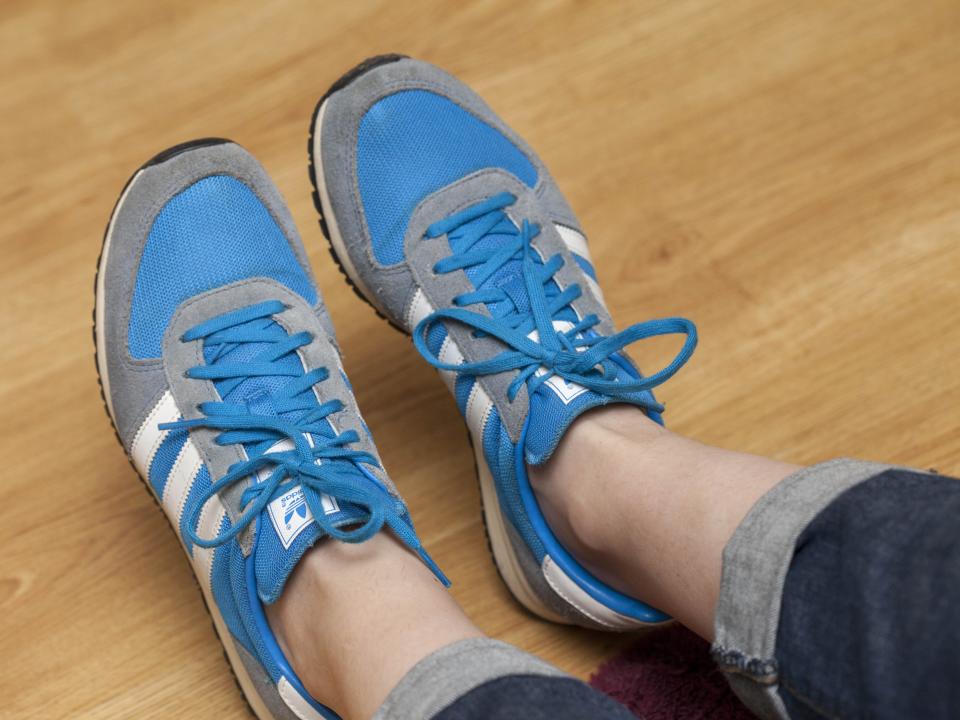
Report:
263,405,796,718
266,533,482,720
529,405,798,640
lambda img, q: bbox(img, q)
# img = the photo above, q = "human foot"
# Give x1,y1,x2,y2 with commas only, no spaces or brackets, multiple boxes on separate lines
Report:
267,533,481,719
96,139,452,718
529,405,798,639
310,56,696,630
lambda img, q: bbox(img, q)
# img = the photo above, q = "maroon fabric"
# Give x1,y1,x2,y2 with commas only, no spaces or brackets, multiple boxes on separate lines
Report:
589,625,755,720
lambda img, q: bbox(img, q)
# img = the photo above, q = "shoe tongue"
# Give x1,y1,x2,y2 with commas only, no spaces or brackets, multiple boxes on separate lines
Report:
447,216,652,465
449,214,580,323
252,459,371,604
523,348,657,465
450,214,526,314
204,319,373,604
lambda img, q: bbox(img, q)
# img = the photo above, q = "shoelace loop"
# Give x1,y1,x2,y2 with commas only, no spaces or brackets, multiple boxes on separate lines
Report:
413,193,697,410
160,300,448,585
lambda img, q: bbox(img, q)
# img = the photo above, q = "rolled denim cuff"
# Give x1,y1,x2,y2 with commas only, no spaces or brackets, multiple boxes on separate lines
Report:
711,458,892,720
373,637,566,720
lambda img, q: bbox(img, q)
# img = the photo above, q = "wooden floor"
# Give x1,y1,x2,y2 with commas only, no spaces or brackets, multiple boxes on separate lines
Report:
2,1,959,717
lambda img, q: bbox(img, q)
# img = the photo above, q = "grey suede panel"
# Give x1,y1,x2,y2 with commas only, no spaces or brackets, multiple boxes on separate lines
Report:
402,170,526,441
101,141,321,448
712,458,893,720
373,638,566,720
163,278,393,555
317,57,587,328
402,169,615,442
316,57,618,443
233,640,301,720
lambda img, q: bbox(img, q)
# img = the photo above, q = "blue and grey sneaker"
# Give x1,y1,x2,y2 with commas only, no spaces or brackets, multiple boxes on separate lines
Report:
94,139,446,719
309,56,697,630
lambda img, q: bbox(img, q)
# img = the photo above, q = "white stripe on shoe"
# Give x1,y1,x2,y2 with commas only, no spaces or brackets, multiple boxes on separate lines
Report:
130,391,179,476
193,498,228,591
465,381,494,438
278,676,329,720
554,224,591,262
553,225,607,307
583,273,607,308
437,335,464,393
407,287,469,395
541,555,644,630
405,287,434,333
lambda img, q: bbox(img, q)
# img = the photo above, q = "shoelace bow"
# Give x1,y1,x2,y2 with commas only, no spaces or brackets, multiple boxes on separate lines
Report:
413,192,697,411
160,300,448,585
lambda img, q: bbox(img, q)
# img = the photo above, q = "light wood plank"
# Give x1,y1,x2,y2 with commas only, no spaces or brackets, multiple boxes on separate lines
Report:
1,1,958,716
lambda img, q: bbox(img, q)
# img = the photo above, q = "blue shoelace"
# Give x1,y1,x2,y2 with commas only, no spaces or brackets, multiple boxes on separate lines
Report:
413,192,697,411
160,300,448,585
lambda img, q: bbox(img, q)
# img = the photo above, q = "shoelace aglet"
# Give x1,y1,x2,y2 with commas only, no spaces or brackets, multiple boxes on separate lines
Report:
417,546,452,588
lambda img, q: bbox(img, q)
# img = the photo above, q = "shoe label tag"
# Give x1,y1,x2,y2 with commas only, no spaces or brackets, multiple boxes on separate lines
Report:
528,322,590,405
267,485,339,549
257,436,341,549
539,373,589,404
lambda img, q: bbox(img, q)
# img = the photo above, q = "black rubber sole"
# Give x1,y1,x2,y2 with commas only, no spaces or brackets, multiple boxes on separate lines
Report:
92,137,260,720
305,55,536,618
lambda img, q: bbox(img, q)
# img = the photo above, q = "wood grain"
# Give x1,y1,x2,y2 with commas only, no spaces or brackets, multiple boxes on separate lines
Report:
1,1,958,717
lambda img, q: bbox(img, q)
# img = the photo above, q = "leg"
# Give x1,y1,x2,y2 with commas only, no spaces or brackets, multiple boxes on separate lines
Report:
266,533,481,720
530,405,798,639
307,54,958,719
531,405,960,719
266,534,638,720
264,404,791,719
772,467,960,718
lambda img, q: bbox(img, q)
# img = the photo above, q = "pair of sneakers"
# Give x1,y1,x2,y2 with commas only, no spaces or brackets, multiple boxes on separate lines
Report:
95,55,697,719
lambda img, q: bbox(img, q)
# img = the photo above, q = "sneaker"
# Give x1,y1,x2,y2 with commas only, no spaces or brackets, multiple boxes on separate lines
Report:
309,56,696,630
94,139,445,719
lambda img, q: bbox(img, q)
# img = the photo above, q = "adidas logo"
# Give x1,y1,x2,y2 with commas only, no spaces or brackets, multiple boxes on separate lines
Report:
283,495,309,529
267,485,340,549
538,372,589,404
528,321,589,405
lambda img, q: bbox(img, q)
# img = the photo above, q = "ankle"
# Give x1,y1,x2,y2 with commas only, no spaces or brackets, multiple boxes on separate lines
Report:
266,547,334,705
565,404,668,445
528,404,798,638
266,534,481,719
529,406,667,559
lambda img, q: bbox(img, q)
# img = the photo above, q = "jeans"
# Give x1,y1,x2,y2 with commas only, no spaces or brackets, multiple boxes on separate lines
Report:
775,468,960,718
371,460,959,720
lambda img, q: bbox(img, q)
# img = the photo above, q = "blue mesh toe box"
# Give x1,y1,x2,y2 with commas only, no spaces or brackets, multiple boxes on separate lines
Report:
127,175,317,359
357,89,538,266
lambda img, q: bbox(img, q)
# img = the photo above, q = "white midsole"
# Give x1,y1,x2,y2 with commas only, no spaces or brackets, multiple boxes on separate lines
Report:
95,170,279,720
197,567,277,720
95,170,144,421
472,439,568,624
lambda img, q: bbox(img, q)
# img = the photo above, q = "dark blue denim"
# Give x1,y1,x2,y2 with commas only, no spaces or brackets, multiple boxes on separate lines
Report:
776,469,960,719
431,675,636,719
433,469,960,719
